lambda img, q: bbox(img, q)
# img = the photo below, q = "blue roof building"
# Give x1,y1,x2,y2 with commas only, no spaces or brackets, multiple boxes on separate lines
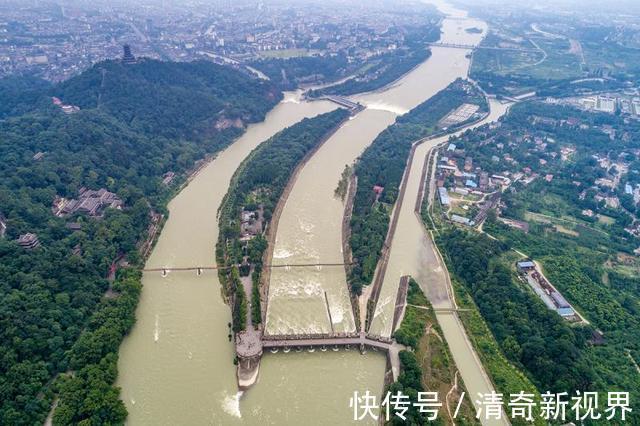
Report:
558,307,575,317
438,187,450,206
451,214,471,225
517,260,536,270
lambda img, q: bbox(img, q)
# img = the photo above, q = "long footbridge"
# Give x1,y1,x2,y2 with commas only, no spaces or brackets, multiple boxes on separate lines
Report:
143,262,353,274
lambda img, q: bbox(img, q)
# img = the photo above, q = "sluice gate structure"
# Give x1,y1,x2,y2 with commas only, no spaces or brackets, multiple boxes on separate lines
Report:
235,274,411,389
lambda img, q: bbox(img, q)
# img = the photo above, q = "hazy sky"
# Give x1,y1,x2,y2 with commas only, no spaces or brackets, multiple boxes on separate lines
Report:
452,0,640,13
2,0,638,15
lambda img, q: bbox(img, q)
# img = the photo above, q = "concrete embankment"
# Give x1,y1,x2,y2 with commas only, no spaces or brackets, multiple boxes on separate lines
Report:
341,173,361,331
365,100,490,328
365,133,421,331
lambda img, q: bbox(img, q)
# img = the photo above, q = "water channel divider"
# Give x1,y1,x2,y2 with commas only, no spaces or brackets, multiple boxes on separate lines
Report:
365,93,492,333
260,107,358,327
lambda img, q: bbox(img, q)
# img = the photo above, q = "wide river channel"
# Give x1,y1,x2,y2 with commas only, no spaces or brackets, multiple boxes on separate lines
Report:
117,1,508,424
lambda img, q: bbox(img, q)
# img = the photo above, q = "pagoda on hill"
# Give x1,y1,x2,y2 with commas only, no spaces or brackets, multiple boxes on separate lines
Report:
122,44,137,64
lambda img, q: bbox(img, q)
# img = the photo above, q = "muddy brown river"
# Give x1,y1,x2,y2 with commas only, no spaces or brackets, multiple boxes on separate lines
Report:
117,2,508,424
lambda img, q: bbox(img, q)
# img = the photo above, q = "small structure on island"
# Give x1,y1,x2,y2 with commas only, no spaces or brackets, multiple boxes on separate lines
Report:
17,233,40,250
239,206,264,242
235,329,263,389
122,44,137,64
162,171,175,186
516,260,536,271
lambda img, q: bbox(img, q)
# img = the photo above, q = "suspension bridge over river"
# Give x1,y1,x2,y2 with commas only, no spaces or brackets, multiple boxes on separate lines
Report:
143,262,353,275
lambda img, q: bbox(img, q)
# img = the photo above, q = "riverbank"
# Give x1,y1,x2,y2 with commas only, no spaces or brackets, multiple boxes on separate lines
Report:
341,173,361,331
361,82,493,371
310,25,439,98
390,278,479,424
350,78,488,298
330,50,430,98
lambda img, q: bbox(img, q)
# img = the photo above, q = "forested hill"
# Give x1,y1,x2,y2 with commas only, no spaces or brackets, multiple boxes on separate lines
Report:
53,59,281,139
0,59,281,425
0,76,51,120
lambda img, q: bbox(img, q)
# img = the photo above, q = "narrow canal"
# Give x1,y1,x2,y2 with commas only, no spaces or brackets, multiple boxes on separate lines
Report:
367,100,510,426
117,1,502,424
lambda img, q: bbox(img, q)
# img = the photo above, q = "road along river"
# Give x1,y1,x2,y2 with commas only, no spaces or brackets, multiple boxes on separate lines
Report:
117,1,503,424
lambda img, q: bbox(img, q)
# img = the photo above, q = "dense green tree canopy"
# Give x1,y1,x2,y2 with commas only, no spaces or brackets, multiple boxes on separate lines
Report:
0,59,280,424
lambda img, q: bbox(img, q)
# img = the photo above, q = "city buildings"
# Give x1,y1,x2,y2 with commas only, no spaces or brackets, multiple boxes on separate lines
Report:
0,0,437,82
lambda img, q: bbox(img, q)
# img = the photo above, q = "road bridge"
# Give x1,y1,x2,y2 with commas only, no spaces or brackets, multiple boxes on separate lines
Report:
428,42,538,53
320,95,363,111
262,331,391,351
